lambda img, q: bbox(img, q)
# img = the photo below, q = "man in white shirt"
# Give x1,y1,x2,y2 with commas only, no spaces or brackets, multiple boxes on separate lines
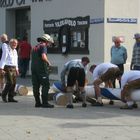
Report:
118,70,140,109
0,39,19,102
89,62,121,106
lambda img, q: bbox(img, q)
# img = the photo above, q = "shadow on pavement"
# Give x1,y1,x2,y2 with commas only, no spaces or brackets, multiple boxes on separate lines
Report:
0,95,140,120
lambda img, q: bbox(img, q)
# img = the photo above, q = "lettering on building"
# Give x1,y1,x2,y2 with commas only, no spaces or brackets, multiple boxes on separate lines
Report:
0,0,52,8
44,16,90,30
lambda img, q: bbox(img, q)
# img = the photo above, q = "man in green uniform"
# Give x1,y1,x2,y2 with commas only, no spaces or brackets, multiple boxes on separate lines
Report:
31,34,54,108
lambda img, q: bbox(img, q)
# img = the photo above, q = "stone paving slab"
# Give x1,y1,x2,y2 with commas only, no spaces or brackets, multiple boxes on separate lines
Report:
0,95,140,140
0,76,139,140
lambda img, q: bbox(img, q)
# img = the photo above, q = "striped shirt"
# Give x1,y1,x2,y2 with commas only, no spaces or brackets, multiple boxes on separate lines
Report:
131,43,140,66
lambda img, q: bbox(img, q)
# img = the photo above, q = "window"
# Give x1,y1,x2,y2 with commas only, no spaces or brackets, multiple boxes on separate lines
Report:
44,16,90,54
70,28,89,53
50,32,59,48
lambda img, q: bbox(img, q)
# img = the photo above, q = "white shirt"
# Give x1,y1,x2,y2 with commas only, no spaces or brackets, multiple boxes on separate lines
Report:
121,70,140,89
92,62,118,81
0,44,18,70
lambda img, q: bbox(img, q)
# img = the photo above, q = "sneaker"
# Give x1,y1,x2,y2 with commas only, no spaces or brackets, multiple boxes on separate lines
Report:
42,103,54,108
132,103,138,108
120,104,133,109
92,102,103,106
66,104,74,109
82,103,87,107
35,103,42,108
86,97,96,104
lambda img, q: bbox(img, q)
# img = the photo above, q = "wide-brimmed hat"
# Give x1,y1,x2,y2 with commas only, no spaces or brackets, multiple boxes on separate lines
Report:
37,34,54,43
133,33,140,39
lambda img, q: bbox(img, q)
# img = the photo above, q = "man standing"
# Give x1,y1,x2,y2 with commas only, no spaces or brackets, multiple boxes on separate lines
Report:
31,34,54,108
130,33,140,70
111,36,127,88
60,57,90,108
0,39,19,102
18,36,31,78
89,62,121,106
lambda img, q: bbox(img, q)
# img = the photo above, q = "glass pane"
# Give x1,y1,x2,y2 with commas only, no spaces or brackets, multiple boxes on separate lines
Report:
50,33,59,48
71,30,86,48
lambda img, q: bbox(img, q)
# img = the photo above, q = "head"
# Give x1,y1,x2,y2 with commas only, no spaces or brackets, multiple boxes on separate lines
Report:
9,39,18,49
81,57,90,67
134,33,140,42
89,64,97,73
0,33,8,43
37,34,54,46
113,37,122,47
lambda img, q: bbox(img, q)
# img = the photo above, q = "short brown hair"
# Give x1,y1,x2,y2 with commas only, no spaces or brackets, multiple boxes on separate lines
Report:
81,57,90,63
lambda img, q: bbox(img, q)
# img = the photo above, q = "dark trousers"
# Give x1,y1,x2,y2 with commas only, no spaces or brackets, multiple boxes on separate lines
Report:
2,65,16,99
67,67,85,87
31,70,50,105
112,64,124,88
19,58,30,78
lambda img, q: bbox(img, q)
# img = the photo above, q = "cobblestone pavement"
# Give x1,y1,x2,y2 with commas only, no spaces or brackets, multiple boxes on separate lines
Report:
0,76,140,140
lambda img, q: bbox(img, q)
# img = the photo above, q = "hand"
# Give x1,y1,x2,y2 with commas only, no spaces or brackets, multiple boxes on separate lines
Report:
62,85,67,92
16,70,19,76
0,69,5,75
47,65,52,73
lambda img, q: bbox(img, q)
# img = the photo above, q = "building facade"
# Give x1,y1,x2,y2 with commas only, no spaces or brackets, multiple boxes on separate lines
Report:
0,0,139,82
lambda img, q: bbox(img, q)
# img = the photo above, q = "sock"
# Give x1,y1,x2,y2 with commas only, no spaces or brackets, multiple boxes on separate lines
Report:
97,97,102,103
127,101,133,106
66,92,73,105
81,91,86,104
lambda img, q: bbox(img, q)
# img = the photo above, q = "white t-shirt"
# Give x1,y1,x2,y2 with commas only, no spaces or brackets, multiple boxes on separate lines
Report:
121,70,140,89
92,62,118,81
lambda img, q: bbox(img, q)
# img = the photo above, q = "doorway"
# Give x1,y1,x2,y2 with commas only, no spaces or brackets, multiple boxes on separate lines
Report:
15,7,31,42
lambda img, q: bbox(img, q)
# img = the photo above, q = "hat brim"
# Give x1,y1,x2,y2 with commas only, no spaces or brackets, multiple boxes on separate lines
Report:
133,37,140,39
37,37,47,42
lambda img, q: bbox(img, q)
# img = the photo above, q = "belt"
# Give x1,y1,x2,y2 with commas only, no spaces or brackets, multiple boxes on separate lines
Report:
5,65,16,68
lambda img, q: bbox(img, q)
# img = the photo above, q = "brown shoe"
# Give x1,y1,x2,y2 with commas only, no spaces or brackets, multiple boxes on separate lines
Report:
92,102,103,106
8,98,18,103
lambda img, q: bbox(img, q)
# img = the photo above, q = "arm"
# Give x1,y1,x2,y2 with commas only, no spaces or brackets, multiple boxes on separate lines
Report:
15,50,19,75
130,46,135,70
60,65,68,87
42,53,51,66
123,47,127,63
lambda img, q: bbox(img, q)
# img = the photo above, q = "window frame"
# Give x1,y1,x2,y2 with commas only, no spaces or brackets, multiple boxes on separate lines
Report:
44,16,90,54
